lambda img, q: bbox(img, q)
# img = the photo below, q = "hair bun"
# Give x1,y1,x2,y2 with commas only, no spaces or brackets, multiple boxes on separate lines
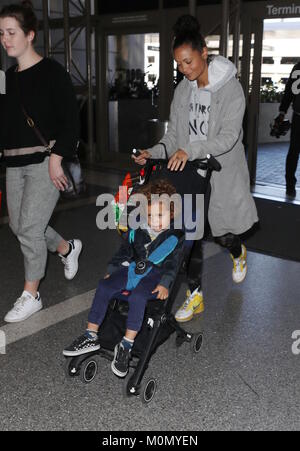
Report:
173,15,200,37
21,0,34,9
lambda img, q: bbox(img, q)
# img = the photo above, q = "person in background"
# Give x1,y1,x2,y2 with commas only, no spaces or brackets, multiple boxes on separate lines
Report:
276,61,300,198
0,1,82,323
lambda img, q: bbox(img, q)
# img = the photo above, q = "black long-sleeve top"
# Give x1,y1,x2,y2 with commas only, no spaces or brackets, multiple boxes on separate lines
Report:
279,62,300,115
0,58,80,167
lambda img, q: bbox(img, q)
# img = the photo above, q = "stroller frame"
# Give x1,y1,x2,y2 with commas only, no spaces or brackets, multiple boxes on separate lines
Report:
64,156,220,404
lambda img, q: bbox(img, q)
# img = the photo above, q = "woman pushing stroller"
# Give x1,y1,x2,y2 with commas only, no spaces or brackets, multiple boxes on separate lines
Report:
134,14,258,323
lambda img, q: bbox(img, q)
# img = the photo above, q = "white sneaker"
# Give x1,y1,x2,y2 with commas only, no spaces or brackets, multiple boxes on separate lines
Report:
231,244,247,284
59,239,82,280
4,291,43,323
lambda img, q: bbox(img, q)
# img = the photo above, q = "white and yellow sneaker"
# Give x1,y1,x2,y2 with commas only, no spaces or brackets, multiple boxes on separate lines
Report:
231,244,247,284
175,289,204,323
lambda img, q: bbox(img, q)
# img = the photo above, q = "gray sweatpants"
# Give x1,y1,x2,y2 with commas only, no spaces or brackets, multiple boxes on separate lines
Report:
6,157,63,282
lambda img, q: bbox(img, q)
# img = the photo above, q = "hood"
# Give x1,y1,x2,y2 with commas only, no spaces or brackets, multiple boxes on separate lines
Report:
189,55,237,93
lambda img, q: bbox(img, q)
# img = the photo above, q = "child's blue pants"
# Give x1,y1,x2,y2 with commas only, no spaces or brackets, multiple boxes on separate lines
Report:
88,267,162,332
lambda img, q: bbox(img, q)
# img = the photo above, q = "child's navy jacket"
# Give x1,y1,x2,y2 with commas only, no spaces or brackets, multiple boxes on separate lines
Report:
107,226,185,290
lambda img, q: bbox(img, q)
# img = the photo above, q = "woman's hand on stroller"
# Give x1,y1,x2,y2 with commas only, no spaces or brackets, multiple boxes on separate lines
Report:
152,285,169,301
168,149,188,172
132,150,151,166
104,274,111,279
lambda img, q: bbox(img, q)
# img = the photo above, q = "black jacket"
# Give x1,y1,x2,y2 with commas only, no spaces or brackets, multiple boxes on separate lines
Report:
280,62,300,115
107,227,185,290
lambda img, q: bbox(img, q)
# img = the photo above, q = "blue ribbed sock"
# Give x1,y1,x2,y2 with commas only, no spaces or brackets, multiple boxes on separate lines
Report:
85,330,98,340
121,336,134,350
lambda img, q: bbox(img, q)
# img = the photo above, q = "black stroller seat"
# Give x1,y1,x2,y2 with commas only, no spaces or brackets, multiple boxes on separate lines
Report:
64,272,203,404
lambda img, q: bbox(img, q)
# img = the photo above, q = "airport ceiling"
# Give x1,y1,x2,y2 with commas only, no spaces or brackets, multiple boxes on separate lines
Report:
98,0,266,15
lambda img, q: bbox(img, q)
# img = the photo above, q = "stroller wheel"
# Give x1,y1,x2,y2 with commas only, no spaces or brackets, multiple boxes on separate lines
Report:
79,356,98,384
191,333,203,354
140,378,157,404
63,358,79,378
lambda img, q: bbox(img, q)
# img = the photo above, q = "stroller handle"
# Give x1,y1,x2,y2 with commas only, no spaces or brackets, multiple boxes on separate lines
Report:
146,153,222,173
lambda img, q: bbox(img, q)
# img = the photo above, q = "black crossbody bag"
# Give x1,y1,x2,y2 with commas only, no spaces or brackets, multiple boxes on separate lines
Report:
16,71,85,198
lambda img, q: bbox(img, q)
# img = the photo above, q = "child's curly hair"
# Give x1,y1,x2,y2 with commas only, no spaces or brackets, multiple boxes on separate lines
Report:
138,178,176,198
137,179,177,218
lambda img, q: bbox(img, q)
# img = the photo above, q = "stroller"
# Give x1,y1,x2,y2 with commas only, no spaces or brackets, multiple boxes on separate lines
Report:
63,153,221,404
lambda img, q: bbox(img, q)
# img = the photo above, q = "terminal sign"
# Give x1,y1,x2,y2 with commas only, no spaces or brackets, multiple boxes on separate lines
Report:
267,3,300,16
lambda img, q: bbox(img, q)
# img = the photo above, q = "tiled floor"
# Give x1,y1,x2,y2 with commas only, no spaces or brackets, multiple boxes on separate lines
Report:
257,143,300,188
0,168,300,431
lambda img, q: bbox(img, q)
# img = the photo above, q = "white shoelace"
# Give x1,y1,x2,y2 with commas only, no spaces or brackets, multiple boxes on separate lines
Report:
14,293,33,312
234,256,245,273
14,299,27,312
182,292,194,310
60,242,74,271
60,256,70,271
182,289,202,310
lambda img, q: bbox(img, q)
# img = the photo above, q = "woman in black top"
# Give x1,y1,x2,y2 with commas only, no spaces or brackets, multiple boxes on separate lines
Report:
0,1,82,323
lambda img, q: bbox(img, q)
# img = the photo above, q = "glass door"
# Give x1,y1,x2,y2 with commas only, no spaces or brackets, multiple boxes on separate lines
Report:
107,32,160,154
256,18,300,190
243,17,264,186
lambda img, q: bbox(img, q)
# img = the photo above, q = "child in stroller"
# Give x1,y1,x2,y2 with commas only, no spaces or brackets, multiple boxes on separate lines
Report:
63,178,185,379
62,154,218,403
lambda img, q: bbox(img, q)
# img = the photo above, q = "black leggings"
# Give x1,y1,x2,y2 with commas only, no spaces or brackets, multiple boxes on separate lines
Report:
187,233,242,293
215,233,242,259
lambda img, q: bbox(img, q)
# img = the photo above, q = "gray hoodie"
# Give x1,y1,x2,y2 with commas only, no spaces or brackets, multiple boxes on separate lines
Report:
189,56,237,143
147,56,258,237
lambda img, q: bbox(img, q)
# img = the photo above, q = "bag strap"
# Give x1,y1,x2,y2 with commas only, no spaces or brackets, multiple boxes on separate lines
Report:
20,104,51,150
15,67,51,151
159,142,169,161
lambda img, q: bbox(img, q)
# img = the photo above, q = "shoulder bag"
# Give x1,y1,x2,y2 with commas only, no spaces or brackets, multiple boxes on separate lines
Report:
16,71,85,198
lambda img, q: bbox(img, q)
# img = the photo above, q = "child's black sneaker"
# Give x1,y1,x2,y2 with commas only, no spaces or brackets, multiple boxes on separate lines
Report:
111,343,132,377
63,331,100,357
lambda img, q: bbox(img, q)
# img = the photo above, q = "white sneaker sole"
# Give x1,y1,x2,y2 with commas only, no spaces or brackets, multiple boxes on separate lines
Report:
175,307,205,323
4,303,43,323
65,240,83,281
111,362,128,378
63,344,100,357
111,346,129,378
